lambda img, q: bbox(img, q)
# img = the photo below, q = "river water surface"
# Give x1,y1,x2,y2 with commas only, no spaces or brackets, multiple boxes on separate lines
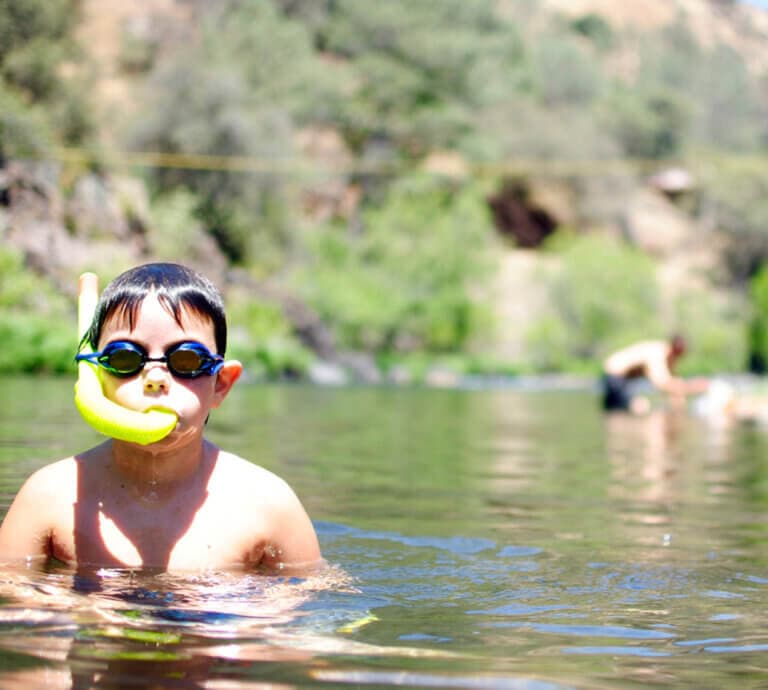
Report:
0,376,766,688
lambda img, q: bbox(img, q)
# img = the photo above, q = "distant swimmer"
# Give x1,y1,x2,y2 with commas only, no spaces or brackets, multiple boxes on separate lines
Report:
600,336,709,414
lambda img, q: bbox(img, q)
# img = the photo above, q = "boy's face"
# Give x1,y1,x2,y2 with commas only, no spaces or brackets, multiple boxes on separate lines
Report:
97,293,239,448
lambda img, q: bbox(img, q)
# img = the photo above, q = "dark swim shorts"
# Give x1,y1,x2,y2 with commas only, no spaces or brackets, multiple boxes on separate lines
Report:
601,374,633,411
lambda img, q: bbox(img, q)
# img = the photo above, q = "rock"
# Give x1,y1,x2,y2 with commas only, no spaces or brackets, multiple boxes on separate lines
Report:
336,351,382,384
647,167,694,195
622,187,695,258
68,173,133,241
307,361,349,386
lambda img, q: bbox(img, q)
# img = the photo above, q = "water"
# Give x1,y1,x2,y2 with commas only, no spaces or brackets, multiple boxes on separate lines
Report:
0,376,766,688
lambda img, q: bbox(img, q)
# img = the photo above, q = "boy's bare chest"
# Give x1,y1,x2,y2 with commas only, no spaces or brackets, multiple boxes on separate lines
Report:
55,491,267,570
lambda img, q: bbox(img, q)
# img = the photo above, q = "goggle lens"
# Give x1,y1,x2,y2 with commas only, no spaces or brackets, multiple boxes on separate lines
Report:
107,347,144,375
166,348,205,375
76,341,223,379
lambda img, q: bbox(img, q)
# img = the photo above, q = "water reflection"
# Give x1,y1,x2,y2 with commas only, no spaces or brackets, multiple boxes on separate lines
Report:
0,563,356,689
604,404,768,571
605,409,687,509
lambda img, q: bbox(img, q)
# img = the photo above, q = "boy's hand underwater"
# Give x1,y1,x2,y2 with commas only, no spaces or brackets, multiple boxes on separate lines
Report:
73,272,178,445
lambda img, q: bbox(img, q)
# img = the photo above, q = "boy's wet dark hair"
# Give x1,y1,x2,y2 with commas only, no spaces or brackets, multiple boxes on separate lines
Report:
80,263,227,355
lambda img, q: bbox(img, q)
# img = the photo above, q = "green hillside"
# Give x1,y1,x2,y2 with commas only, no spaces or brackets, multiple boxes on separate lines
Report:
1,0,767,380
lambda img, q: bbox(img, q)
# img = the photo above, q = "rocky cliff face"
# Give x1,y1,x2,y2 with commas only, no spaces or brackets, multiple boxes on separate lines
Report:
0,160,227,297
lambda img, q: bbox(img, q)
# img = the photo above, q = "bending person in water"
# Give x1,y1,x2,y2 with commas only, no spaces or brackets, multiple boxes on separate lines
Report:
600,336,709,414
0,262,322,572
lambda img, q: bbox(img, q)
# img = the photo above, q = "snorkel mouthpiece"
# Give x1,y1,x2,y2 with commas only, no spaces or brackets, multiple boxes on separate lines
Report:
73,272,178,445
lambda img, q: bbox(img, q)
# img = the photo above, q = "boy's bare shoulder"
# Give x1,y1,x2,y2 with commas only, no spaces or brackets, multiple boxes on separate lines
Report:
23,456,78,489
212,451,291,482
210,451,298,499
8,455,79,515
204,449,321,568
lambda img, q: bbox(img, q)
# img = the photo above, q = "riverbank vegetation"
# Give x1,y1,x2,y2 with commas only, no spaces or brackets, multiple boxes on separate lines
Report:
2,0,768,381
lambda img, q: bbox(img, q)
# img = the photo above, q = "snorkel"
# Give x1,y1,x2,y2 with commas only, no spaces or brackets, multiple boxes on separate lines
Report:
74,272,178,445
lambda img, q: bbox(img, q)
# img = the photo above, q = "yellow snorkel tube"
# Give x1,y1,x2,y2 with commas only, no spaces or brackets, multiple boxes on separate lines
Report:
74,272,178,445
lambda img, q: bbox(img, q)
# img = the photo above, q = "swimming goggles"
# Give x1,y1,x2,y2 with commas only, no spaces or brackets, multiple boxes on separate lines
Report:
76,340,224,379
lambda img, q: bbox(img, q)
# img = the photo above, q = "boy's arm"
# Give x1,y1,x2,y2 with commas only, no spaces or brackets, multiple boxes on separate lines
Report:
645,350,709,397
0,468,59,562
645,359,679,394
261,482,322,572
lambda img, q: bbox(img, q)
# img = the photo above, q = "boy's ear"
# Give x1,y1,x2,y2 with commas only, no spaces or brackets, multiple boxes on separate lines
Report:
212,360,243,408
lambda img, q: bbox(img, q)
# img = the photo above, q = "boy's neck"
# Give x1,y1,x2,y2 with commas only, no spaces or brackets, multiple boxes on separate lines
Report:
108,438,211,492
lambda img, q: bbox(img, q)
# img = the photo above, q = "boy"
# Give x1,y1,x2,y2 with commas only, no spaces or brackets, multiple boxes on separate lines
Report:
601,336,709,414
0,263,322,572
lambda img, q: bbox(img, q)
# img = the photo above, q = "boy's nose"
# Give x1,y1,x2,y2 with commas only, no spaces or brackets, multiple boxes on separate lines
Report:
143,364,170,392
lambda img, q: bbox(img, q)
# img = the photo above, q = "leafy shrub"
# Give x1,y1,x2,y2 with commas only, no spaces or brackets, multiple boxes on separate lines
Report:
569,14,613,50
526,232,662,371
148,189,231,268
227,296,314,378
0,248,74,373
0,0,80,94
0,249,43,308
691,45,762,152
0,0,91,149
0,312,73,374
531,34,604,108
302,174,495,354
0,81,51,158
671,288,746,375
697,158,768,284
599,83,690,159
748,266,768,373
